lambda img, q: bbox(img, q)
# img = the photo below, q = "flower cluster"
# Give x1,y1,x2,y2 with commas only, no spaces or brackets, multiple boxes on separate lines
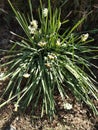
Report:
38,41,47,47
28,8,48,35
44,53,57,69
28,20,38,34
42,8,48,17
45,63,51,68
48,53,57,60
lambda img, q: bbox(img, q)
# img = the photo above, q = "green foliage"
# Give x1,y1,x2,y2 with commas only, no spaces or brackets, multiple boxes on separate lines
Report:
0,0,98,117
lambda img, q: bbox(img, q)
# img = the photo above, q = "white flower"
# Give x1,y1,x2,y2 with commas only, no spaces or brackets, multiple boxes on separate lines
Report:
45,63,51,68
38,41,47,47
56,39,61,46
48,53,57,60
48,55,54,60
23,73,30,78
42,8,48,17
81,33,89,42
64,103,72,110
30,20,38,29
46,35,49,38
32,36,34,39
44,56,47,61
29,27,36,34
28,25,32,30
28,25,36,34
28,20,38,34
62,43,67,47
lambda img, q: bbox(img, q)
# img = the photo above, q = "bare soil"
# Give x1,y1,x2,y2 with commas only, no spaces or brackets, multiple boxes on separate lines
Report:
0,78,98,130
0,92,98,130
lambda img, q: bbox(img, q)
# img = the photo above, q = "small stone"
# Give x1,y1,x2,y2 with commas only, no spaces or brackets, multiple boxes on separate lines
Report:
16,116,19,121
64,102,72,110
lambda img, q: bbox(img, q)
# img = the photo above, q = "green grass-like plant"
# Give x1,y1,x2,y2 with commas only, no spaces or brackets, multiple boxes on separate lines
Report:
0,0,98,117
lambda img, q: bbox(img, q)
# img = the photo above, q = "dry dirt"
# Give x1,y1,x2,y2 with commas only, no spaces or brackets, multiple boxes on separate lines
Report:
0,77,98,130
0,94,98,130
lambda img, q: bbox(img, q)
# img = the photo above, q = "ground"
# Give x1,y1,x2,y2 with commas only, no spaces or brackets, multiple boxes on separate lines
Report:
0,93,98,130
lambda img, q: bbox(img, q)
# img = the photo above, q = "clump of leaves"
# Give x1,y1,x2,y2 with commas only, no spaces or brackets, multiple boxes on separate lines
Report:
0,0,98,117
